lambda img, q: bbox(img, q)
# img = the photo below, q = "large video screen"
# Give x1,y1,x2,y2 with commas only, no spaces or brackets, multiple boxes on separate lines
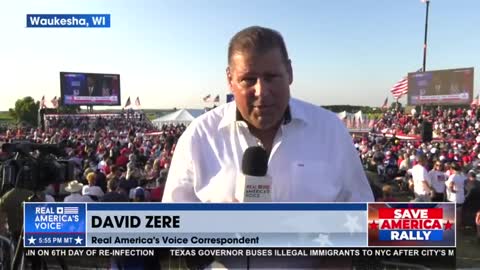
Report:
407,67,474,105
60,72,121,106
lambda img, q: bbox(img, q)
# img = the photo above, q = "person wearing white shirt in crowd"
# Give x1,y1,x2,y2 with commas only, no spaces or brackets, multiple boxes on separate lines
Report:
445,162,467,227
409,154,432,202
64,180,93,202
398,153,410,173
445,163,466,205
444,162,454,177
97,153,108,173
82,172,104,201
163,26,373,269
428,161,447,202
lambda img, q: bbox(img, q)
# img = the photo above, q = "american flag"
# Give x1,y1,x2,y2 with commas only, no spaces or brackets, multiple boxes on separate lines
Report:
202,94,211,102
51,96,59,109
63,207,79,214
40,96,46,109
390,68,423,99
135,97,141,108
381,97,389,110
124,97,131,109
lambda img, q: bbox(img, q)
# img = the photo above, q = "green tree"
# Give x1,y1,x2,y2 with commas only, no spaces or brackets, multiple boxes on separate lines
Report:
8,96,40,127
390,101,403,111
57,105,80,114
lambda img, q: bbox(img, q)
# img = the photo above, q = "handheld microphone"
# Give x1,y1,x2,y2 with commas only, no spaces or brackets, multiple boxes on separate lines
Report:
235,146,272,202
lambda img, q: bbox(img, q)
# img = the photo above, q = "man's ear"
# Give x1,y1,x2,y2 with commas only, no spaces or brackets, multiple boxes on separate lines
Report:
226,67,234,92
286,59,293,85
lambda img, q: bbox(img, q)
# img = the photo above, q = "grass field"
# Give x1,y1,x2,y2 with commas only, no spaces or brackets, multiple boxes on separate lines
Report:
0,111,13,121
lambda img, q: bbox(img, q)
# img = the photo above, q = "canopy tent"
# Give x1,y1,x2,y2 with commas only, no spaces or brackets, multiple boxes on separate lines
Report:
151,109,203,127
336,110,366,124
336,110,374,131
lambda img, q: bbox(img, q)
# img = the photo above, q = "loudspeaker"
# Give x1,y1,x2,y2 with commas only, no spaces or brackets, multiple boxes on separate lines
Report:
421,121,433,142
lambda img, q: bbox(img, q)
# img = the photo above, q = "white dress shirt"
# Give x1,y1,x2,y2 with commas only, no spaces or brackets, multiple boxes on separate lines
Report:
163,98,374,203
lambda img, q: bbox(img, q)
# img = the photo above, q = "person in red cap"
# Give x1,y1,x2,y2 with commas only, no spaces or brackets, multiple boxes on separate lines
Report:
116,148,129,168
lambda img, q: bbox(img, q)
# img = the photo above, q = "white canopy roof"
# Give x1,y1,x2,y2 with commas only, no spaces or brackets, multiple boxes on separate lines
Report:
337,110,366,124
152,109,203,126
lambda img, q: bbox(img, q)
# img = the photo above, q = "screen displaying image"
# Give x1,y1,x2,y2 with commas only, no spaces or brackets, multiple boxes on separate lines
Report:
407,67,474,105
60,72,121,106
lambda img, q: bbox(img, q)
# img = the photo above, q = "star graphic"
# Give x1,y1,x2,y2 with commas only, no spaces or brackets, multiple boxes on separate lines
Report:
312,234,333,247
344,214,362,234
28,236,36,245
369,221,379,230
444,220,453,230
281,213,329,232
74,236,83,245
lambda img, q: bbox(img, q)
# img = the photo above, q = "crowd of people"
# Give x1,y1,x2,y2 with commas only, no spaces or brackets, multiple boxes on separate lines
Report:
357,105,480,239
0,112,187,268
0,105,479,248
1,112,187,206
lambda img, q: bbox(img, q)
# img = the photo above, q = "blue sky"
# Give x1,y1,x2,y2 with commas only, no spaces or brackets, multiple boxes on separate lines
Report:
0,0,479,110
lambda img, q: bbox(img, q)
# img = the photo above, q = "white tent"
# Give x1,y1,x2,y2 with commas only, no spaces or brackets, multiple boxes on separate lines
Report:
337,111,348,120
336,110,365,123
354,110,364,124
152,109,202,127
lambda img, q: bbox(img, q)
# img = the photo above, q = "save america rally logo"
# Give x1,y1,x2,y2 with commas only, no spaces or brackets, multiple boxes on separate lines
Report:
368,203,455,247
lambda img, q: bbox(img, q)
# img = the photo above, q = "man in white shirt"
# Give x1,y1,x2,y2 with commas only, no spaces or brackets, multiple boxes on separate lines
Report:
64,180,94,202
428,161,447,202
163,26,373,204
409,154,432,202
163,25,373,269
445,163,466,205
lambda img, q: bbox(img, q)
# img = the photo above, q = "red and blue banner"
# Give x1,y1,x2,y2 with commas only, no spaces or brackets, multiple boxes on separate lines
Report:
368,203,455,247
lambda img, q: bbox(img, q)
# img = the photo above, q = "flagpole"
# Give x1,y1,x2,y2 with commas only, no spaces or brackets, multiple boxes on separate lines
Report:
422,0,430,72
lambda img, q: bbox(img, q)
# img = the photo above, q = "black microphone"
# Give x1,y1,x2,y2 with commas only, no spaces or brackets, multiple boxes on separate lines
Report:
235,146,272,202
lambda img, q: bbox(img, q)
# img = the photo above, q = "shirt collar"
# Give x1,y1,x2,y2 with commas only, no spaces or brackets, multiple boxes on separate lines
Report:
218,98,308,130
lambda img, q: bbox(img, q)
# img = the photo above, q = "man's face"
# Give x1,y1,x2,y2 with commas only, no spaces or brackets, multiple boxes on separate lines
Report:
87,77,95,87
227,48,292,130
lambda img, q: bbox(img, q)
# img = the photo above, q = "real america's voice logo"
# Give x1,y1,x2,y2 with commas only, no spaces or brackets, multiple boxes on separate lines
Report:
368,203,456,247
24,203,87,247
26,14,110,28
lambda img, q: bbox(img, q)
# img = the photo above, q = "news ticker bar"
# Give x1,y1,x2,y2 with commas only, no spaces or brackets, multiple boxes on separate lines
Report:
24,203,456,248
26,14,110,28
24,247,456,258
